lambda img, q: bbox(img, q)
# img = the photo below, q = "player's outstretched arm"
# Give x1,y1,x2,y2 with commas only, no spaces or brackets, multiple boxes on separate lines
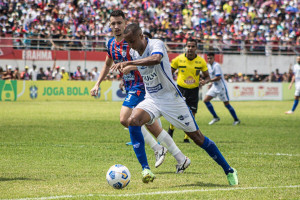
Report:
90,56,113,96
288,75,295,90
122,65,137,74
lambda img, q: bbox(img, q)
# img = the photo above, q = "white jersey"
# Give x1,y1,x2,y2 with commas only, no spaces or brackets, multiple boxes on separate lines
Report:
207,61,227,92
130,39,180,100
293,63,300,88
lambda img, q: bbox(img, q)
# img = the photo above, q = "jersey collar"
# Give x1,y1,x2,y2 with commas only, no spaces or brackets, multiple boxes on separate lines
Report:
185,53,197,61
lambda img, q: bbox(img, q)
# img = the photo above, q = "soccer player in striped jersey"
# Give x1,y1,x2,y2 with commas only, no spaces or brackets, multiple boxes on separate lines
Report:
285,56,300,114
203,53,240,125
90,10,188,183
111,23,238,186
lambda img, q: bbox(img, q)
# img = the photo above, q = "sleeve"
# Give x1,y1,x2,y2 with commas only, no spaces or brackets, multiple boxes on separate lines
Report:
171,55,180,70
214,63,222,76
150,40,165,58
201,58,208,72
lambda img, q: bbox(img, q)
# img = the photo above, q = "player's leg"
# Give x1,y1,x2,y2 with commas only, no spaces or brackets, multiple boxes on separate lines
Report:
167,124,175,137
128,108,154,183
203,94,220,125
223,101,240,125
146,121,186,169
286,89,299,114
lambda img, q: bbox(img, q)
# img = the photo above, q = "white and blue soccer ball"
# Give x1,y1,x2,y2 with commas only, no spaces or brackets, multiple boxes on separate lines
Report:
106,164,131,189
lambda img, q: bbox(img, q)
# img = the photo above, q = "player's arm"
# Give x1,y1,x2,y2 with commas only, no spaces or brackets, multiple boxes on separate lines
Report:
90,56,114,96
199,70,211,86
288,75,295,90
122,65,137,75
111,54,162,71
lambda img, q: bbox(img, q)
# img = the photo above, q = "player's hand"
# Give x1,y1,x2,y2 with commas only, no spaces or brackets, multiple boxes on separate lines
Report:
119,82,125,91
90,85,99,96
122,66,131,75
288,84,292,90
199,79,206,86
111,62,128,72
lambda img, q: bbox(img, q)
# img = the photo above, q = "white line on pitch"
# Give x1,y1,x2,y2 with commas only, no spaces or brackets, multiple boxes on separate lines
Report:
243,152,300,157
4,185,300,200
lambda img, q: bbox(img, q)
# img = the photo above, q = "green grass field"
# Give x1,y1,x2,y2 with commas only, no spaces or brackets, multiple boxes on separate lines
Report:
1,101,299,200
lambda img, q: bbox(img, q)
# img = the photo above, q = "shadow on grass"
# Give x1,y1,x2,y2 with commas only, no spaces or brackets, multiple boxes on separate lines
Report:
172,181,228,188
155,171,202,175
0,177,43,182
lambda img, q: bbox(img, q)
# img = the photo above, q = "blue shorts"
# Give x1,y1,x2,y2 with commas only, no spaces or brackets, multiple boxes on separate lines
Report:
122,89,146,108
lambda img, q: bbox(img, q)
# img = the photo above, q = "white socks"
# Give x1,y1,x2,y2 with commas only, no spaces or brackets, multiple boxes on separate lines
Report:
141,125,161,151
157,129,186,164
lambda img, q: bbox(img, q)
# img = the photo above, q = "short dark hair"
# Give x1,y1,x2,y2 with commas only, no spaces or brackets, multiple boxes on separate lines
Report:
186,37,197,46
110,10,125,19
207,52,215,57
124,23,141,35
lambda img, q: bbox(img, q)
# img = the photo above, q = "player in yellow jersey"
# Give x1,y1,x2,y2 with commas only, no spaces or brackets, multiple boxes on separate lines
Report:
168,38,211,143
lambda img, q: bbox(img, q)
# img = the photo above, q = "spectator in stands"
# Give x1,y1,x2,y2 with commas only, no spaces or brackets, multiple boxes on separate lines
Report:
251,70,262,82
21,66,31,80
73,65,83,80
92,67,100,81
0,67,3,80
275,68,283,82
37,67,46,80
45,67,53,80
29,65,38,81
13,67,21,80
61,67,69,81
52,66,61,80
2,65,14,80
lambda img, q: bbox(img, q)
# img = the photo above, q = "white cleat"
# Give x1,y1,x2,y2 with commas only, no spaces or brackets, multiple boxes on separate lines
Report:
155,146,167,168
285,110,294,114
176,157,191,173
208,118,220,125
233,120,241,126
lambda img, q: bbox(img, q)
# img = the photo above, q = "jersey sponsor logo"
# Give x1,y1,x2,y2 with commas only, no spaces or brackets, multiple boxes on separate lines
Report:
184,76,196,84
123,73,135,81
142,72,158,81
147,84,163,93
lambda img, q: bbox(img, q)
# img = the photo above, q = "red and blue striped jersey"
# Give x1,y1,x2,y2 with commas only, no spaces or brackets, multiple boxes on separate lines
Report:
107,37,144,92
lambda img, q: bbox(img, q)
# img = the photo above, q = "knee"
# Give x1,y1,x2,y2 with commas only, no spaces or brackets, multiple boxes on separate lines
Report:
120,117,128,127
128,116,142,127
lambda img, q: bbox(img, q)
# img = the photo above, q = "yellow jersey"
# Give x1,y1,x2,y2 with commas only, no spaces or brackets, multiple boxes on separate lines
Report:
171,54,208,89
61,72,70,81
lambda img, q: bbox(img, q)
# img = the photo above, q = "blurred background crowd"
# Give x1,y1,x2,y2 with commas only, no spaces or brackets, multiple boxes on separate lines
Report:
0,0,299,52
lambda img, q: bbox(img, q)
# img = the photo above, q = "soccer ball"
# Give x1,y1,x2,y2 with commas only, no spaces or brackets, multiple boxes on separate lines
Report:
106,164,131,189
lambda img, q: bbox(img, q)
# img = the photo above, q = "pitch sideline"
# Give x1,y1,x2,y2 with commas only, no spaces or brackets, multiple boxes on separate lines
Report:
3,185,300,200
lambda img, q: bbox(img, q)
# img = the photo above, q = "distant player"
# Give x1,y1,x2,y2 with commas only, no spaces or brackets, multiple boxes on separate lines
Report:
285,56,300,114
168,38,210,143
111,24,238,186
90,10,188,183
203,53,240,125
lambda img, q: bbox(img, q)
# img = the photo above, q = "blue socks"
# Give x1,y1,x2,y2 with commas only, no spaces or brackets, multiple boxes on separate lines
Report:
128,126,150,170
225,104,238,121
292,100,299,111
201,136,233,175
205,102,218,118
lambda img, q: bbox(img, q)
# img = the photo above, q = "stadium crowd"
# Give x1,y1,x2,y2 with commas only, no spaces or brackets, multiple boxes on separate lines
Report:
0,64,295,83
0,0,299,52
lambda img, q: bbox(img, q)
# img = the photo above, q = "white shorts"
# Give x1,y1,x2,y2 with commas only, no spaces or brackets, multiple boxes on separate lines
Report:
136,97,198,133
295,86,300,96
206,85,230,102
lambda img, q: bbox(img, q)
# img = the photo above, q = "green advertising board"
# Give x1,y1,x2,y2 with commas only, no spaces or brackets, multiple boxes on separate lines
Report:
0,80,112,101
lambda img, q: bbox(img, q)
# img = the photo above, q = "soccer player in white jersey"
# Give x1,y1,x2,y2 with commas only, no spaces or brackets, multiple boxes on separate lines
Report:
111,24,238,186
203,53,240,125
285,56,300,114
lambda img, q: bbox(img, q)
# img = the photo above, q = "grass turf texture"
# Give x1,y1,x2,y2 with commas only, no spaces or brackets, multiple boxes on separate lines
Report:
0,101,299,199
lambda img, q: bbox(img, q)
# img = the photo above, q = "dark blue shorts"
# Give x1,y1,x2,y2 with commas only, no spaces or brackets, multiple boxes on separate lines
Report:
122,90,146,108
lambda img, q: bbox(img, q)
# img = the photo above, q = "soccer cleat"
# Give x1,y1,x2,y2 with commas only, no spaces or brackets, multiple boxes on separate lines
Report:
227,168,238,186
208,117,220,125
176,157,191,174
285,110,294,114
142,169,155,183
126,142,132,146
167,128,174,137
183,139,190,143
233,120,241,126
155,146,168,168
